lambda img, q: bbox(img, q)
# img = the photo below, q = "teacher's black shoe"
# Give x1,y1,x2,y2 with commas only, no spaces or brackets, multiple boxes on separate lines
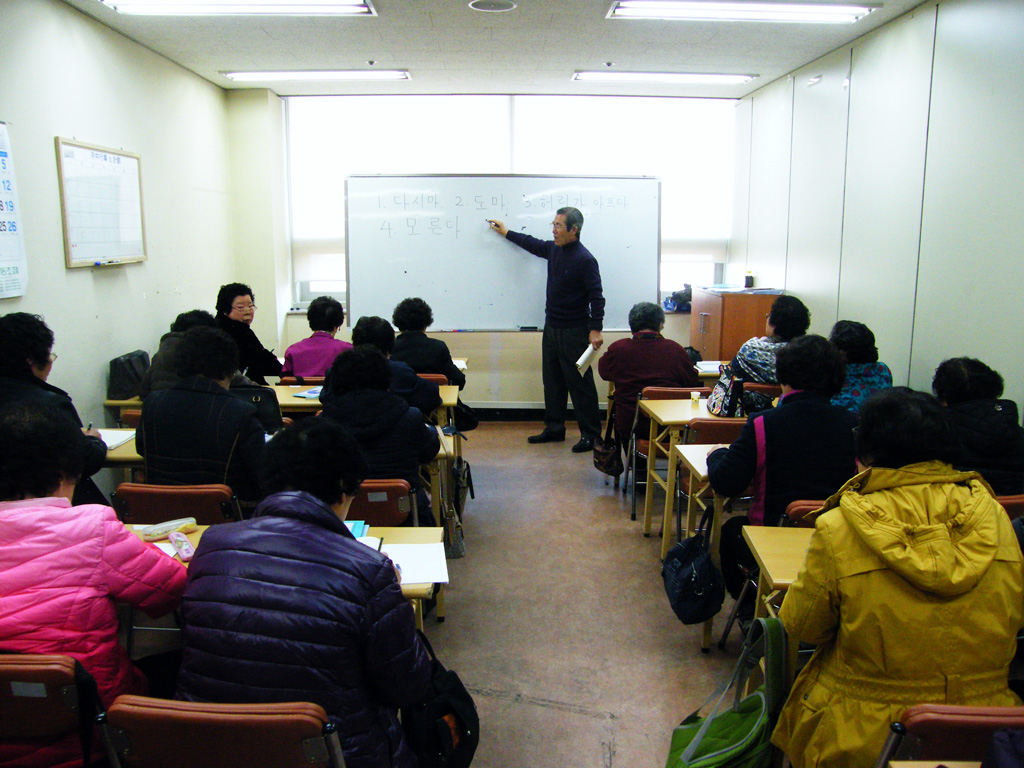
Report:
527,428,566,444
571,437,595,453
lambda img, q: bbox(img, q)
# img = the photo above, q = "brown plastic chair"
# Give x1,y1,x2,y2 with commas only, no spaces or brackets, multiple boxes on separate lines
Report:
873,704,1024,766
0,654,97,744
784,499,826,528
278,376,326,386
997,494,1024,521
628,386,712,521
110,483,241,526
347,479,417,527
100,695,347,768
417,373,448,386
743,382,783,399
119,408,142,429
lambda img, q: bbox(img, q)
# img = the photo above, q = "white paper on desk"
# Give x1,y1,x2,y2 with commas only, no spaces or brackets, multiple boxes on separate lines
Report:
454,360,467,371
357,536,383,551
154,542,177,557
380,543,449,584
696,360,723,374
98,429,135,449
575,345,599,372
293,386,322,399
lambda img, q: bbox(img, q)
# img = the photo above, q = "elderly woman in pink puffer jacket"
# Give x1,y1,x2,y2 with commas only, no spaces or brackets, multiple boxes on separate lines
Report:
0,404,187,768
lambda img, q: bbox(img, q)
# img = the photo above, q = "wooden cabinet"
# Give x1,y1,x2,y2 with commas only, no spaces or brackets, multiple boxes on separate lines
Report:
690,288,781,362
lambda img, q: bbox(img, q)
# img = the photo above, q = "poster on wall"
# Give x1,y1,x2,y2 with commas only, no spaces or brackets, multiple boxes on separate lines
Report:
0,122,28,299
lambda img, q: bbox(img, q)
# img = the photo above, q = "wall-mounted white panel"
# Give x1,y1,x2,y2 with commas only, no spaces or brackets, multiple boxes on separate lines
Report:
785,48,852,335
727,99,752,273
838,6,936,385
736,77,794,290
910,0,1024,405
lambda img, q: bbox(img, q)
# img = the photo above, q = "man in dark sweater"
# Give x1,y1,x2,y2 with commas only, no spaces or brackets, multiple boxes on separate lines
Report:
488,207,604,452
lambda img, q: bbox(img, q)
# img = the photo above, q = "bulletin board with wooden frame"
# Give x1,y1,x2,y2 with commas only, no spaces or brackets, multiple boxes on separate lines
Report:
55,137,147,268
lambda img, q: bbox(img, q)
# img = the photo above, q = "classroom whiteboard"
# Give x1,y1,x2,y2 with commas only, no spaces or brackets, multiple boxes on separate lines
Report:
346,175,660,331
55,137,147,268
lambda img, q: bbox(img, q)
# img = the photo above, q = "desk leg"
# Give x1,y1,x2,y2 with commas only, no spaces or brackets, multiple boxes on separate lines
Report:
660,429,680,560
685,469,700,539
436,584,446,623
701,494,726,651
427,461,442,526
642,416,658,536
413,598,424,632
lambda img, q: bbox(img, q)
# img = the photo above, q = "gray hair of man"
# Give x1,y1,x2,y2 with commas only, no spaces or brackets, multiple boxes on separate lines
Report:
557,206,584,237
628,301,665,334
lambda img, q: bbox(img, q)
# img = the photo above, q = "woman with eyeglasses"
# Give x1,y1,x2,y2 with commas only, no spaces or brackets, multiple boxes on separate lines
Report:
215,282,283,385
0,312,108,505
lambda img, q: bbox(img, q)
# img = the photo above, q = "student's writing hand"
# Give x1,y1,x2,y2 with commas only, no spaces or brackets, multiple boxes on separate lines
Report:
83,427,102,439
487,219,508,237
589,330,603,350
382,552,402,583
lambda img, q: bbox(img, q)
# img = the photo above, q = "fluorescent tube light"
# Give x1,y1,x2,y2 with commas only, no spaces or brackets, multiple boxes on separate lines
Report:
608,1,875,24
100,1,375,15
223,70,409,82
573,71,755,85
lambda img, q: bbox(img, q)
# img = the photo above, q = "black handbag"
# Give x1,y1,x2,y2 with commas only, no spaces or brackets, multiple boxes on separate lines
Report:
662,507,726,625
593,403,624,477
107,349,150,400
228,384,283,434
453,399,479,432
402,631,479,768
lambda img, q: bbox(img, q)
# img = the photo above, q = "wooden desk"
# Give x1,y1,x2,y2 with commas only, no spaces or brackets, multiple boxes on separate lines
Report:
697,361,723,382
742,525,814,687
105,431,142,465
368,525,446,629
674,443,729,651
425,432,455,526
271,384,323,414
639,398,710,558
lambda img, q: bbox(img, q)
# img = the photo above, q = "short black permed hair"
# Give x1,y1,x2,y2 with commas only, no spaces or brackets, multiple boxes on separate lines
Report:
932,357,1005,404
215,283,255,316
307,296,345,332
856,387,959,469
0,405,85,501
175,326,239,381
775,334,846,397
351,316,395,355
328,345,392,395
768,295,810,341
263,418,368,505
0,312,54,378
392,298,433,333
829,320,879,365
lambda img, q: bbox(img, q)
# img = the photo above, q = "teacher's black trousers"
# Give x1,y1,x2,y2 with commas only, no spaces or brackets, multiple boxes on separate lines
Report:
541,324,602,439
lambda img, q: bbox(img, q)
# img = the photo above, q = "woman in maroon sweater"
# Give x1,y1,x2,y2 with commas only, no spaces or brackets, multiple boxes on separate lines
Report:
598,302,699,440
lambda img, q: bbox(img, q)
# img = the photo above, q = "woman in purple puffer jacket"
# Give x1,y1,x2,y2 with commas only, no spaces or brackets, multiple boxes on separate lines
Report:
175,418,431,768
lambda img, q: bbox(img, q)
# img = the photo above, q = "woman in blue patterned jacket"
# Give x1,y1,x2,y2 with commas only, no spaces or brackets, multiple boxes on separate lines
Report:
175,418,431,768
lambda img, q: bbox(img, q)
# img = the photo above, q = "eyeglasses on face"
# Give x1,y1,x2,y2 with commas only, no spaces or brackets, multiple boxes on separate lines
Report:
232,303,256,311
551,221,567,230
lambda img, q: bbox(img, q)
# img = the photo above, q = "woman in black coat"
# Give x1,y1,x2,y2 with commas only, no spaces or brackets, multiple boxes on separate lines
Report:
215,282,282,385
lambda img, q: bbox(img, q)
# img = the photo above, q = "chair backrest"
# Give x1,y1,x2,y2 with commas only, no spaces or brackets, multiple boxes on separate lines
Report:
640,386,712,401
120,408,142,429
346,479,414,527
784,499,825,528
880,704,1024,763
417,373,448,386
0,654,86,741
111,483,241,526
101,695,346,768
743,382,783,398
279,376,326,386
997,494,1024,521
686,417,745,446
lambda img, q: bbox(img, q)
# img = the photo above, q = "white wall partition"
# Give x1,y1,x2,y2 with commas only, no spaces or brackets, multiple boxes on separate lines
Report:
910,0,1024,393
784,48,853,336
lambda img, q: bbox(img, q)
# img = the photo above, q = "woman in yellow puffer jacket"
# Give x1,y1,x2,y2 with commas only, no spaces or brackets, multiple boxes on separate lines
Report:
773,387,1024,768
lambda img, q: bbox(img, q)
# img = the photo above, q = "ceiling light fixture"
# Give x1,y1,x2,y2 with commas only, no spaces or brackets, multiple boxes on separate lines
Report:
223,69,409,82
607,1,875,24
99,0,376,15
468,0,517,11
573,71,755,85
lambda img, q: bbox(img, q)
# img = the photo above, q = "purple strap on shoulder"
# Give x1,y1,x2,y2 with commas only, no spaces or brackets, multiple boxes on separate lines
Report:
750,415,767,525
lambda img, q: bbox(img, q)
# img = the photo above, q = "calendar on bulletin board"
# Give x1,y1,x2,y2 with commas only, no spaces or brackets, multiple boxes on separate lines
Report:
0,122,28,298
55,137,147,268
